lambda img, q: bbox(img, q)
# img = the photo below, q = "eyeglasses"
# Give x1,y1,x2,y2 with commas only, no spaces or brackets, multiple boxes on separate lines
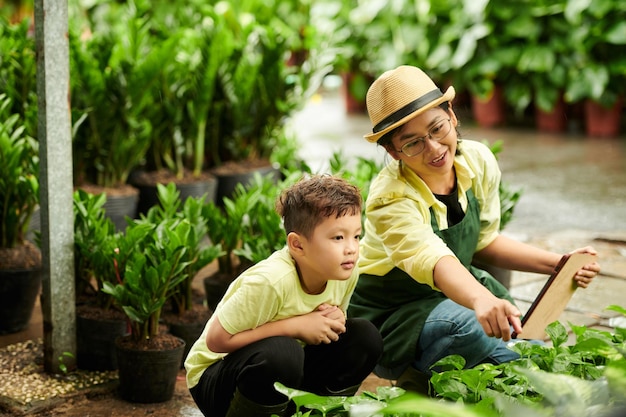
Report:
395,118,452,157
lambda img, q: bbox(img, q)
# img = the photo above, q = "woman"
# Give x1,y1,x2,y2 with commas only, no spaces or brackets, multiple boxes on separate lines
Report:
348,65,601,385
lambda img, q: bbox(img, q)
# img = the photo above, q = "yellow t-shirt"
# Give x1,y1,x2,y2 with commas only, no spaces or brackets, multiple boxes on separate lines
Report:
185,246,359,388
358,139,501,288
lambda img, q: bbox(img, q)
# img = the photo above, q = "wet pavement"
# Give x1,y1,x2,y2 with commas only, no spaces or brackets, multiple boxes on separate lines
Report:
1,84,625,415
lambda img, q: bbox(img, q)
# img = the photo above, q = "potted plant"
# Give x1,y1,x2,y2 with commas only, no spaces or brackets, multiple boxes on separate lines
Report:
102,216,191,403
507,5,571,132
68,4,177,229
201,180,260,310
231,172,301,268
129,7,233,214
451,0,528,127
138,183,222,364
328,0,388,114
563,1,626,137
209,3,324,202
0,17,37,139
0,93,41,334
73,189,135,370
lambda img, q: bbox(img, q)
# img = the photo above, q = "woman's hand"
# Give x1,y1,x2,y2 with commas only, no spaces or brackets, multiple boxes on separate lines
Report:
570,246,601,288
473,296,522,342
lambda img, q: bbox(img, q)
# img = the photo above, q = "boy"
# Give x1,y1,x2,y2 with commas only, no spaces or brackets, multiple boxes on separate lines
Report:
185,175,383,417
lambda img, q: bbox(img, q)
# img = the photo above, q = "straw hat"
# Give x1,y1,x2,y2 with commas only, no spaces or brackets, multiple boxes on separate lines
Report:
364,66,455,143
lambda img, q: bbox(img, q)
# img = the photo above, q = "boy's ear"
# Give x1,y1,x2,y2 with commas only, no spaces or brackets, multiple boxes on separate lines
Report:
287,232,305,254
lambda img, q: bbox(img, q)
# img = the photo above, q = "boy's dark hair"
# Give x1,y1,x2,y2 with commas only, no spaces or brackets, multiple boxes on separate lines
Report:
276,175,362,238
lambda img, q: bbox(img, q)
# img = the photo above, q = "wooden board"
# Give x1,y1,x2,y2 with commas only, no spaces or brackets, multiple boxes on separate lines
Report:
513,252,597,340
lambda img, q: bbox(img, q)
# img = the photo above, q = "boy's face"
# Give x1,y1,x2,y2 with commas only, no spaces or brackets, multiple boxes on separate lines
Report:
298,212,362,283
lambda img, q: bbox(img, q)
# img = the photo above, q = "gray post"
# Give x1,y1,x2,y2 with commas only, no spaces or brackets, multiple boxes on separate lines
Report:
34,0,76,373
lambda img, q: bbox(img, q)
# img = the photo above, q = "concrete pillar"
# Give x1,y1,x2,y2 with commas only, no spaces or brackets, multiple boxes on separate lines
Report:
34,0,76,373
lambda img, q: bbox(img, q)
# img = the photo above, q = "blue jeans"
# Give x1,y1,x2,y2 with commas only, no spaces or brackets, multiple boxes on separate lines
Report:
413,299,521,374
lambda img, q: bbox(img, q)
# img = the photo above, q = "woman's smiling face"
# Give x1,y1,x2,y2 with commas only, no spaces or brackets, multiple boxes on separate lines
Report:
386,106,459,185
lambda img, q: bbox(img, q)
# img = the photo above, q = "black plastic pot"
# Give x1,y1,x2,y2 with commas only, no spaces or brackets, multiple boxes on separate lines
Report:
168,320,207,368
203,273,232,311
0,267,42,334
115,335,185,403
77,313,129,371
133,175,218,217
103,189,140,232
212,163,280,204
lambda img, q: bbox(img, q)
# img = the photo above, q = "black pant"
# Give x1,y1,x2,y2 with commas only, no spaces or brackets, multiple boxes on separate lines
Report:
189,318,383,417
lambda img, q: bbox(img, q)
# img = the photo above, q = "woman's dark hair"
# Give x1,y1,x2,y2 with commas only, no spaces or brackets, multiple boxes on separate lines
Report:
377,102,451,147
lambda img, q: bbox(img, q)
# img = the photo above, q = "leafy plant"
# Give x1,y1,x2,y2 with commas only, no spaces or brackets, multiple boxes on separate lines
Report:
69,0,178,189
0,93,39,251
328,151,382,234
563,0,626,108
137,183,222,315
143,8,235,178
73,189,117,303
272,305,625,416
202,185,257,279
429,305,626,416
57,351,75,375
233,172,301,267
102,217,191,341
274,382,489,417
484,140,522,231
0,17,37,138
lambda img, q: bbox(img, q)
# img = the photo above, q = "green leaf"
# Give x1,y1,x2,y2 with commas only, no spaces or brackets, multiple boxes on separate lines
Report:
545,321,568,348
382,391,487,416
513,367,610,416
432,354,466,371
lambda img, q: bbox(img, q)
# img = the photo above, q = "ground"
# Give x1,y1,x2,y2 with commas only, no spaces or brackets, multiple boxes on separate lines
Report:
0,338,391,417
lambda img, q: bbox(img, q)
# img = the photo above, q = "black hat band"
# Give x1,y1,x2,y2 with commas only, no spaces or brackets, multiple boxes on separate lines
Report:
372,88,443,133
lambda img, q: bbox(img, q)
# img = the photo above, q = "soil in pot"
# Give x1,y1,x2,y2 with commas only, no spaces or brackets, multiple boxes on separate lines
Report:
115,333,185,403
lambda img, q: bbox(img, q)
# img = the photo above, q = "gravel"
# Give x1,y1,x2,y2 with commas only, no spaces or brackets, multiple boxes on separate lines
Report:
0,339,118,415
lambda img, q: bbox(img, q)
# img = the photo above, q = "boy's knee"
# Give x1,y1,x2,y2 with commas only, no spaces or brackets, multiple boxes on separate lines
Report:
347,318,383,354
253,336,304,375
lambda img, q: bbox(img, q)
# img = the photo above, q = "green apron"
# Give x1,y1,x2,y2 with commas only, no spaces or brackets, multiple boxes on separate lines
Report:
348,188,513,373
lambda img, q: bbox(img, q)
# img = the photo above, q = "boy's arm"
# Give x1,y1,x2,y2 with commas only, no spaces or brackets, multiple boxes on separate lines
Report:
206,306,347,353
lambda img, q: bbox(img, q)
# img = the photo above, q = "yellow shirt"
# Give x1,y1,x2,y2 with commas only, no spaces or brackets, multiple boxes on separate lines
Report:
358,139,501,289
185,246,359,388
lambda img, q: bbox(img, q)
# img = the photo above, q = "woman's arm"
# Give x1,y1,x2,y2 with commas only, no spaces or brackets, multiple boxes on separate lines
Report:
433,255,522,341
474,235,600,287
474,234,561,274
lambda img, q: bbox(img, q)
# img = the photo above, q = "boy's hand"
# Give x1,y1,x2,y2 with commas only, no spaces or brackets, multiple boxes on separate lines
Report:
317,303,346,326
296,307,346,345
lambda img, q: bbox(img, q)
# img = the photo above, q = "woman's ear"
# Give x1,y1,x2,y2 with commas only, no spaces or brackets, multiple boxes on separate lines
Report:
448,104,459,128
384,144,402,161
